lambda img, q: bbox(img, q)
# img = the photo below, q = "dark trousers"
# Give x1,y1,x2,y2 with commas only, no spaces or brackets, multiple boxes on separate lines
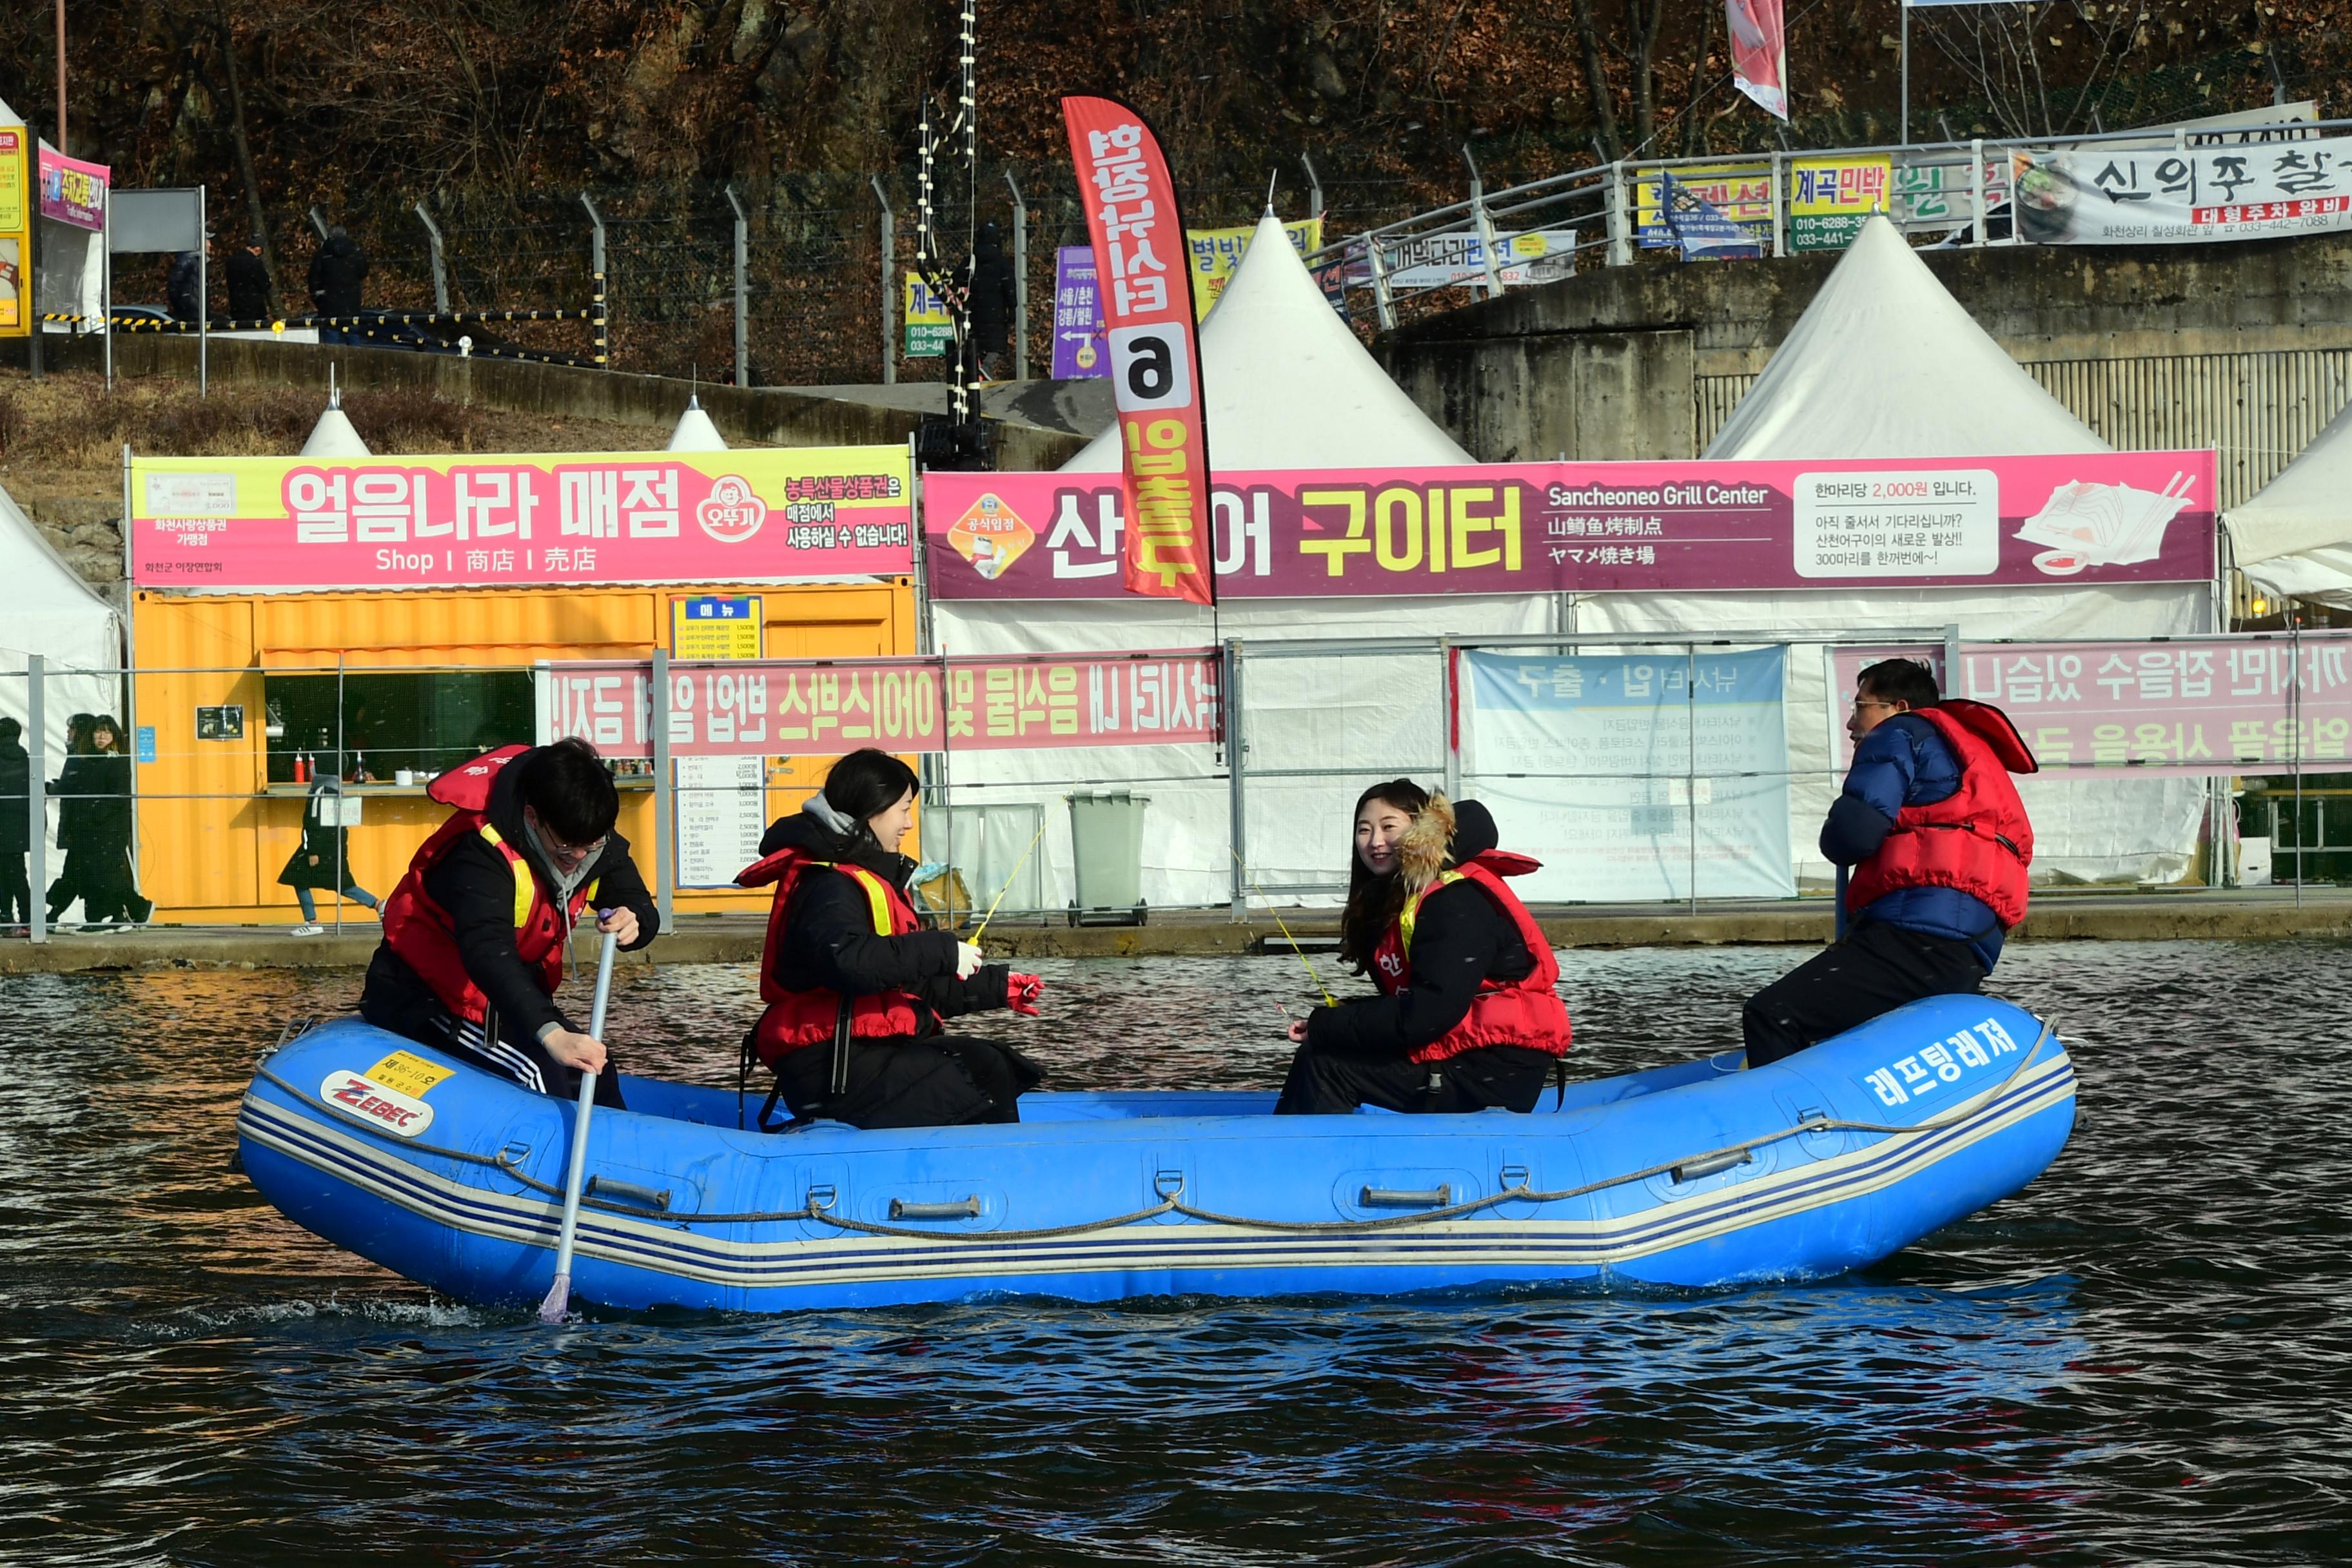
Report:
1275,1043,1557,1116
1,852,28,925
359,984,627,1110
1741,919,1989,1068
773,1034,1041,1130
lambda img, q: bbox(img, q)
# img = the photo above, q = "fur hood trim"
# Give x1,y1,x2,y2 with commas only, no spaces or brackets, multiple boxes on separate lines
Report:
1398,793,1456,894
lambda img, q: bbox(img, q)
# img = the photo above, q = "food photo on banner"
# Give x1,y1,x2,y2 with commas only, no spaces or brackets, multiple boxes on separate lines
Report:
130,446,916,589
1458,645,1794,903
919,452,2219,601
1062,93,1217,606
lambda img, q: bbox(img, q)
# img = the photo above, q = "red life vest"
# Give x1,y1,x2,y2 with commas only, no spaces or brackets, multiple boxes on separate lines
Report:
1366,851,1573,1064
1845,701,2038,929
379,746,600,1025
739,843,926,1067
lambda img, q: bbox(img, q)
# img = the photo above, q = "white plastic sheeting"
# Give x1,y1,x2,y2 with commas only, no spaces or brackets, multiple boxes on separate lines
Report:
0,482,125,886
1574,583,2215,887
1704,214,2109,462
927,595,1552,913
2227,394,2352,611
1061,210,1473,473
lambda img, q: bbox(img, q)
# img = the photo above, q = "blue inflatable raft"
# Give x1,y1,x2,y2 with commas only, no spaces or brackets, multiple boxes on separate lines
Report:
237,995,2075,1313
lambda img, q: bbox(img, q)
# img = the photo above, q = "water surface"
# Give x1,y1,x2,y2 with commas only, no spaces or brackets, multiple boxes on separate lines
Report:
3,942,2346,1563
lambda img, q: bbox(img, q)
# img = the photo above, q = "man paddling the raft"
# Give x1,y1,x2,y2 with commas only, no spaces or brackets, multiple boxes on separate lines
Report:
1275,781,1573,1115
360,739,658,1107
1742,658,2038,1067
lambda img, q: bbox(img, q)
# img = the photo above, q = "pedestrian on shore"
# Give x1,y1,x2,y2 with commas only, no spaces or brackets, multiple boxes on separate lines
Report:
308,226,369,342
957,221,1017,381
226,237,272,324
0,717,30,932
280,774,379,936
51,715,149,931
166,245,206,324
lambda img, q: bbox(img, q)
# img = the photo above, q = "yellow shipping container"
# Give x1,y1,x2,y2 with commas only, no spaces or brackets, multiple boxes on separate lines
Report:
130,581,915,925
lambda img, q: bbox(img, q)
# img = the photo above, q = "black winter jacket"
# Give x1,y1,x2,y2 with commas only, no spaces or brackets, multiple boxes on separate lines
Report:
757,808,1007,1035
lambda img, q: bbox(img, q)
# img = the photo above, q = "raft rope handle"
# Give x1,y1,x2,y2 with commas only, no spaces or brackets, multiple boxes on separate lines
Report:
247,1021,2060,1242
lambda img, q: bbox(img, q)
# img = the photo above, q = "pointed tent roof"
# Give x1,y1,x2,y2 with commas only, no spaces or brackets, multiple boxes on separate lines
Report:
2226,397,2352,609
299,388,371,458
0,482,117,669
1063,210,1472,471
667,394,729,452
1704,215,2108,460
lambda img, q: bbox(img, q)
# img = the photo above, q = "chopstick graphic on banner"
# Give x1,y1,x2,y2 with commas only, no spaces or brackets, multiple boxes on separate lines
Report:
968,815,1052,944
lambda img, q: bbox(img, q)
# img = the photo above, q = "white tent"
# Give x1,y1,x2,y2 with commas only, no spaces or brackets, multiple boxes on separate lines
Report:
2225,397,2352,610
1,483,124,913
300,389,371,458
1706,216,2108,462
667,394,729,453
1585,213,2211,887
933,212,1528,913
1063,210,1473,471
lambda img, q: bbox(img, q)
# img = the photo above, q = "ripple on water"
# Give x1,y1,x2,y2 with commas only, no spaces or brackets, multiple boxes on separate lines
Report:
0,942,2347,1565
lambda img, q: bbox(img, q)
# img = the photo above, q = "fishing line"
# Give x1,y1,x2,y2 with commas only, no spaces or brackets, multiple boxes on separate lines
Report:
967,814,1050,943
1230,848,1337,1008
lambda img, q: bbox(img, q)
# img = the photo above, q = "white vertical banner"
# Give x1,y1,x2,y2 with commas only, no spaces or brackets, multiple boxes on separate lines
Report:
1725,0,1788,121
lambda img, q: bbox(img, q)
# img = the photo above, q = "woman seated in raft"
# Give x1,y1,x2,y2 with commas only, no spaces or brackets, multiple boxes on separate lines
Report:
1275,780,1572,1115
738,749,1047,1130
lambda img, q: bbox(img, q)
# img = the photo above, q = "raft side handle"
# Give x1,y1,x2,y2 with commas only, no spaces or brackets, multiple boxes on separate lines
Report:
1671,1149,1754,1184
1361,1184,1451,1208
806,1183,838,1211
1499,1164,1530,1190
584,1175,672,1212
1153,1168,1186,1199
890,1195,982,1220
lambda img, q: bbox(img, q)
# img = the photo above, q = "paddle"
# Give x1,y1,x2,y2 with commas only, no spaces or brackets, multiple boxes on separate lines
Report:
538,926,618,1325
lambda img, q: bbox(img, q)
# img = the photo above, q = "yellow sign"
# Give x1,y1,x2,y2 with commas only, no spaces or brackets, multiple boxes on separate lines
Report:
671,595,765,659
904,272,954,357
1635,161,1772,245
366,1050,457,1098
1788,156,1894,252
0,126,27,336
1186,218,1323,320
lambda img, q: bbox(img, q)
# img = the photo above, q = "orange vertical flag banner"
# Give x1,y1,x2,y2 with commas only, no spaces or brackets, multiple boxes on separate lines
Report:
1061,95,1217,606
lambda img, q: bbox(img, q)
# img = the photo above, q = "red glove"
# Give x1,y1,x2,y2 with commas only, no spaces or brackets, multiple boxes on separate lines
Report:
1006,972,1044,1016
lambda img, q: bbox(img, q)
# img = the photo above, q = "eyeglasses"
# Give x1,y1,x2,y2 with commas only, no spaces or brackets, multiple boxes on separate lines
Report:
544,832,607,864
1851,698,1898,714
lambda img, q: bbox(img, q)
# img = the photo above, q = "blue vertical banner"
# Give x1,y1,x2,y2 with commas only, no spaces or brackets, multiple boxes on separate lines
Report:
1460,646,1794,901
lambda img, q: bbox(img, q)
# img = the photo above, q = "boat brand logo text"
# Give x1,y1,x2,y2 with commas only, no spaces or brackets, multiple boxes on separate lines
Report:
318,1071,437,1138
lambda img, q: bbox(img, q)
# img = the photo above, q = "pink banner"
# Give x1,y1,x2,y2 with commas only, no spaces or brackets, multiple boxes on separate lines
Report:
924,452,2219,601
131,448,913,589
536,651,1222,759
1832,633,2352,776
37,149,108,231
1726,0,1788,121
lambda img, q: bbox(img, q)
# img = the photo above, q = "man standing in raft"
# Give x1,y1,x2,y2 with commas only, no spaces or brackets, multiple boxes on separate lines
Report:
1743,658,2037,1067
1275,781,1571,1115
739,749,1046,1129
361,738,658,1105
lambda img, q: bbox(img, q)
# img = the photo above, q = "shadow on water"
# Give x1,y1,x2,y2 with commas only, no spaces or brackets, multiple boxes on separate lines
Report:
1,941,2347,1564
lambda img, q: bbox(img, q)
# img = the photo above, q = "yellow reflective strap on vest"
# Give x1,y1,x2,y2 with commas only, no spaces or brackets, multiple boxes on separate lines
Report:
827,862,897,934
477,823,534,929
1396,868,1466,957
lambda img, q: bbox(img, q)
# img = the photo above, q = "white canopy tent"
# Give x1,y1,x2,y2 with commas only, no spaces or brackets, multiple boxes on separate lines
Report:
1578,214,2213,887
932,212,1529,914
2225,396,2352,611
1,484,125,911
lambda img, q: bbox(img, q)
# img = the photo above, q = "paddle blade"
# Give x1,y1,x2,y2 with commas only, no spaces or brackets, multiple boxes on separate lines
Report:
538,1271,572,1325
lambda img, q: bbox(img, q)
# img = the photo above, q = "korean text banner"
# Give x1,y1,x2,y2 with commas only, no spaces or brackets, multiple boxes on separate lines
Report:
1063,94,1217,606
922,451,2219,600
1186,219,1321,319
1051,246,1106,378
1460,646,1794,901
0,126,26,336
1831,632,2352,777
535,651,1222,758
2014,136,2352,245
37,148,108,231
131,446,915,589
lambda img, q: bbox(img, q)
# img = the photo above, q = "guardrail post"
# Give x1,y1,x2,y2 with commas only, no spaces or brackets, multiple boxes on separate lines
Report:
1300,153,1324,222
415,202,451,315
871,175,896,386
26,654,44,945
579,191,608,369
1970,139,1986,247
724,183,750,387
1767,152,1784,259
1607,163,1632,266
1367,237,1396,331
652,647,674,936
1463,145,1506,297
1224,638,1248,921
1003,168,1029,380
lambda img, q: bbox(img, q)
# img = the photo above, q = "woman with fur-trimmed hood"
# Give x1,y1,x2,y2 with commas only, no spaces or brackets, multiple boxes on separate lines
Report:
1273,779,1571,1115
